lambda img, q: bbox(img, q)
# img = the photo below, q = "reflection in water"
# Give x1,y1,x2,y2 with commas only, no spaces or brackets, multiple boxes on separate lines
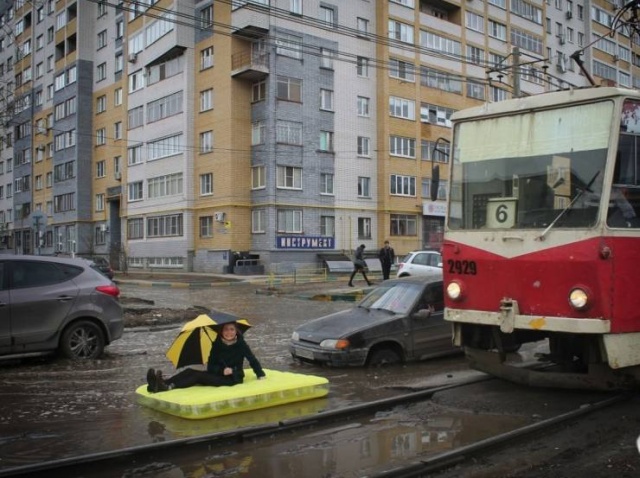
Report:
128,410,529,478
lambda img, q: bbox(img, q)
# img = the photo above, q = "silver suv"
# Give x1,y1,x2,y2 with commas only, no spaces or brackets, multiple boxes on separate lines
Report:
0,255,124,360
396,250,443,278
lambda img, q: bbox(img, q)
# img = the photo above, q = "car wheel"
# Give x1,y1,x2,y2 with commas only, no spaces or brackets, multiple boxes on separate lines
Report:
60,320,105,360
367,348,402,367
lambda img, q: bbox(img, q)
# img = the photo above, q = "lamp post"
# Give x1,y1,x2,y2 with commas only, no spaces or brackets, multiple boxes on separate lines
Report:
31,211,46,256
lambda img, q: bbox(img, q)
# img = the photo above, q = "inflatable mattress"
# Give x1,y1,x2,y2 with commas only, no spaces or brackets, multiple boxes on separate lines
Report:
136,369,329,419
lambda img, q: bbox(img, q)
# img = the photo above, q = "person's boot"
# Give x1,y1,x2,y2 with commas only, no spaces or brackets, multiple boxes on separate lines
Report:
155,370,169,392
348,282,354,287
146,368,157,393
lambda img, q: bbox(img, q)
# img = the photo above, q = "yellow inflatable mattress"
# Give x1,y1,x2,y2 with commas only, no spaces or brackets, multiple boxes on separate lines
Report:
136,369,329,420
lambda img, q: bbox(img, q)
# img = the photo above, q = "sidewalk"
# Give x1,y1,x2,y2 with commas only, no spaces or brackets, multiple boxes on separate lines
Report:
113,270,376,301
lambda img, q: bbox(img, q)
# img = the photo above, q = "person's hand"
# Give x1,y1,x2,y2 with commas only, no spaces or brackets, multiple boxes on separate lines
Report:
223,367,233,376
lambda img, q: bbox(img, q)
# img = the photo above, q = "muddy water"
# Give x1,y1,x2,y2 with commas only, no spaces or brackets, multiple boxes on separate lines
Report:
0,283,588,477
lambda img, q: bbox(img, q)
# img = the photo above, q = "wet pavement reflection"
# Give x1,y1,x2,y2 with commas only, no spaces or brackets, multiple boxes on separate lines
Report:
0,282,570,477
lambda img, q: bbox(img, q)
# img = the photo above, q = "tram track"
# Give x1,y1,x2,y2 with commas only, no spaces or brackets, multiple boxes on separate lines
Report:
0,373,631,478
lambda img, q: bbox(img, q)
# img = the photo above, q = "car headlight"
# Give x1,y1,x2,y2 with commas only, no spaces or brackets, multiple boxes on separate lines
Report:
291,331,299,341
320,339,350,350
569,288,589,310
447,281,462,301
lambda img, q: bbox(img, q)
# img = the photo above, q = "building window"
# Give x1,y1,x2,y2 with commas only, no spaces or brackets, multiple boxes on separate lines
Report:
277,209,302,233
390,214,418,236
128,106,144,129
319,131,334,152
389,136,416,158
389,58,415,82
290,0,302,14
148,134,183,160
389,96,416,120
320,89,334,111
96,62,106,81
358,177,371,198
147,91,183,123
200,131,213,153
390,174,416,196
357,17,369,36
277,166,302,189
96,95,106,113
252,80,266,102
128,144,143,165
276,76,302,101
114,122,122,140
320,48,334,69
320,6,335,27
127,218,144,239
148,173,183,199
96,128,106,146
96,160,105,178
95,193,105,212
147,214,183,238
114,87,122,106
357,57,369,77
389,20,414,44
199,216,213,237
276,33,302,59
252,209,266,233
276,120,302,145
97,30,107,49
358,136,370,157
252,166,266,189
320,173,334,195
199,5,212,29
358,217,371,239
357,96,370,117
320,216,335,236
200,88,213,111
252,121,266,145
200,173,213,195
128,181,143,201
200,46,214,70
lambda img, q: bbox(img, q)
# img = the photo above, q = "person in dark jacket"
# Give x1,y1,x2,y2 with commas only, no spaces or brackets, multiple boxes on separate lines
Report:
348,244,372,287
147,322,265,393
378,240,395,280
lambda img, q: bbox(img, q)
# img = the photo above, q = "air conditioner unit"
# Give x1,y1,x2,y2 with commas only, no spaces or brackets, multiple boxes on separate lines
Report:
214,212,225,222
566,10,572,19
36,145,45,151
613,55,619,62
99,224,108,232
128,53,137,63
114,171,122,180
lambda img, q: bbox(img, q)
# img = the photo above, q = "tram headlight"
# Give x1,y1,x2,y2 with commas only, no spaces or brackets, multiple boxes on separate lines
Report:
569,288,589,310
447,281,462,301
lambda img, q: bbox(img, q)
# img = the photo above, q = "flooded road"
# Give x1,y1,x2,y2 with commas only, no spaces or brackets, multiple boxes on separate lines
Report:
0,282,590,477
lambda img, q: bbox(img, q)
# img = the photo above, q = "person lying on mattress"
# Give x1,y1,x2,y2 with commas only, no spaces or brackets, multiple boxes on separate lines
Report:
146,321,265,393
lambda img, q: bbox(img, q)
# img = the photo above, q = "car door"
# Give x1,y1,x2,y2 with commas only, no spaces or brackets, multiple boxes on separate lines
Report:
9,260,80,347
0,262,10,351
409,283,453,359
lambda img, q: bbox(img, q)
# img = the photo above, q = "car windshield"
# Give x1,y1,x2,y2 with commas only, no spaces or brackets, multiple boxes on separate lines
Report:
358,282,423,314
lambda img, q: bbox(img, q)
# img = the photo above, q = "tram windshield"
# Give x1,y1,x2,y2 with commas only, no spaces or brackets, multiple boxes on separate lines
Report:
448,101,612,230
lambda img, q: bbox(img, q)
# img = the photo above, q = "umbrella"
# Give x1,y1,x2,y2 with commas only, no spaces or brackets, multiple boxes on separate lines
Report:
165,312,252,368
209,310,252,335
165,314,218,368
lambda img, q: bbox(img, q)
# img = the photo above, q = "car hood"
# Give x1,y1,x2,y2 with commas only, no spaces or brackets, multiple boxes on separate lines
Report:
295,307,400,344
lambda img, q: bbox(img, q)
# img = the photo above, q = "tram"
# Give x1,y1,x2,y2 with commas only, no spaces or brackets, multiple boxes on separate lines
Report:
442,87,640,390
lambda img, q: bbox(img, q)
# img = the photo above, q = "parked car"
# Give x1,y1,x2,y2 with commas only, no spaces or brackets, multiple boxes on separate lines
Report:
0,255,124,360
396,250,443,278
290,277,459,367
89,256,115,280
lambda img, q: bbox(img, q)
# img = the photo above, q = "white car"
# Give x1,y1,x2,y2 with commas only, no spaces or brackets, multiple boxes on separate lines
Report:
396,250,443,278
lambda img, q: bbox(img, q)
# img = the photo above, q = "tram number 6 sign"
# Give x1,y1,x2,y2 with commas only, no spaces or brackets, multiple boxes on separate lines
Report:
486,197,517,229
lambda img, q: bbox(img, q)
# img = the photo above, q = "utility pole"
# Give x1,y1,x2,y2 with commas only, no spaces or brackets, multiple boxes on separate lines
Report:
512,46,521,98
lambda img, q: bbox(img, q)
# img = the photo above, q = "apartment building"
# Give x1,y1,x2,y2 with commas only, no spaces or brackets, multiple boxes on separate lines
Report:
0,0,636,273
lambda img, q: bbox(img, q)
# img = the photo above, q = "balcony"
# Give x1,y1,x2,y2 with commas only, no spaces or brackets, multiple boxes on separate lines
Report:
231,52,269,80
231,3,270,39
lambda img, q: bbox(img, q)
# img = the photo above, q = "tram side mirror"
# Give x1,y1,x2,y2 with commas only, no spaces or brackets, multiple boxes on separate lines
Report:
431,165,440,202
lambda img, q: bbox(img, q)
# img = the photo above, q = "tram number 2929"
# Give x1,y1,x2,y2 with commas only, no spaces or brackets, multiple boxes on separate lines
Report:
447,259,477,275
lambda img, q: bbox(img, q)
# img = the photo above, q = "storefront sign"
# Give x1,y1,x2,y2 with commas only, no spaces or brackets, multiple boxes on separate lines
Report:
276,236,335,249
423,201,447,217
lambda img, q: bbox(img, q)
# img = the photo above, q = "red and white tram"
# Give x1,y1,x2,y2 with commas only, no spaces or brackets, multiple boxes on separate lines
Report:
442,87,640,390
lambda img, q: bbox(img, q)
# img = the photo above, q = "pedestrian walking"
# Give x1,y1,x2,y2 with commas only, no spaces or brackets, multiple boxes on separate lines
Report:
378,240,395,280
348,244,372,287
